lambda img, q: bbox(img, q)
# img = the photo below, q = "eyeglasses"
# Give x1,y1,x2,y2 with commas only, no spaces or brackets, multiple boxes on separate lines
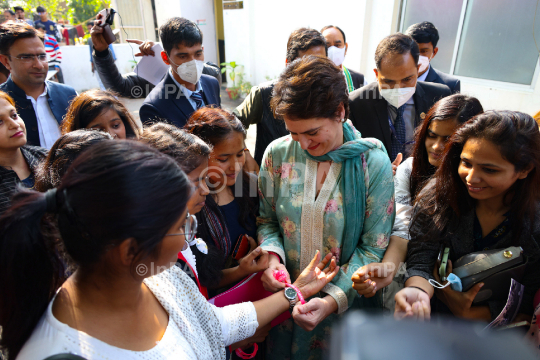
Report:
9,54,48,63
165,213,198,249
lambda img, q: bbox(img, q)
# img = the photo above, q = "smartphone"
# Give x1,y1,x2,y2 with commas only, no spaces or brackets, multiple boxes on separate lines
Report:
232,234,251,261
96,8,116,45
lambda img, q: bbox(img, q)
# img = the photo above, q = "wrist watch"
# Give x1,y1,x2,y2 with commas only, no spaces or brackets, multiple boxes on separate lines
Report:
284,286,298,313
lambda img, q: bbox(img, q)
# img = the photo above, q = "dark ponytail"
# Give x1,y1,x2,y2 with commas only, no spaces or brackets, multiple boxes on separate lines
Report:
0,140,191,358
0,189,66,360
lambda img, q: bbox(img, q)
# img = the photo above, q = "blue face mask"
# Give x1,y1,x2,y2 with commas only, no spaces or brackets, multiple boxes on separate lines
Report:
429,273,463,292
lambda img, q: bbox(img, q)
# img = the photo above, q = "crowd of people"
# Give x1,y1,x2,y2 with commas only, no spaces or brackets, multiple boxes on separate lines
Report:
0,10,538,360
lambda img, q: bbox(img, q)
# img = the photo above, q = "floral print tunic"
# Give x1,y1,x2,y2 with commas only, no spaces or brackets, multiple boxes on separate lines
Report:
257,126,395,360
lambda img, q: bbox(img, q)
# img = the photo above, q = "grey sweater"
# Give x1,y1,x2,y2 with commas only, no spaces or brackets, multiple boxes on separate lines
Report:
406,205,540,320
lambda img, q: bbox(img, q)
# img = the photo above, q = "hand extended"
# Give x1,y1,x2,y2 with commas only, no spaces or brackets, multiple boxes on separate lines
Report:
126,39,156,57
292,297,331,332
261,255,291,292
238,246,270,277
244,150,260,174
394,287,431,321
392,153,403,176
432,260,484,319
351,262,396,298
293,250,339,299
90,14,109,52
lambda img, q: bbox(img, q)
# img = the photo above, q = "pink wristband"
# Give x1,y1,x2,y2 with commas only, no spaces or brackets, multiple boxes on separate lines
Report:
273,270,306,304
285,283,306,304
235,343,258,359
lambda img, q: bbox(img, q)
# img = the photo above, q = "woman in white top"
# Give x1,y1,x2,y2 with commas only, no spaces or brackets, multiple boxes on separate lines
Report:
0,140,339,360
352,94,483,298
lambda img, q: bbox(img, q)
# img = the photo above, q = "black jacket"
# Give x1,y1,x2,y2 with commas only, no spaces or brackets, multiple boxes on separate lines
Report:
348,81,451,156
0,77,77,146
425,67,461,93
233,81,289,165
348,68,365,91
406,203,540,320
139,72,221,128
0,145,47,214
92,47,222,99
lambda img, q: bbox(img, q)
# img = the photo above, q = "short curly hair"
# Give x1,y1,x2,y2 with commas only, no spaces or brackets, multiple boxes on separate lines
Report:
286,28,327,64
271,55,349,121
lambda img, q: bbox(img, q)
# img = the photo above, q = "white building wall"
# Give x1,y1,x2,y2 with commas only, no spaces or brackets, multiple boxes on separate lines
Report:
152,0,219,65
223,0,540,116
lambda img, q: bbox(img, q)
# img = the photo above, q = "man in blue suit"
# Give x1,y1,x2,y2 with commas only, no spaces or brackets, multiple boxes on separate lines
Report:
0,22,77,148
139,18,220,127
405,22,461,93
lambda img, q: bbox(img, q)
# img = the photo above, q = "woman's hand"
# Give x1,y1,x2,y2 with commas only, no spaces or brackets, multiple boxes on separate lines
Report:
351,262,396,298
394,287,431,321
261,255,290,292
238,247,269,277
392,153,403,176
292,297,334,332
432,260,485,319
293,251,339,299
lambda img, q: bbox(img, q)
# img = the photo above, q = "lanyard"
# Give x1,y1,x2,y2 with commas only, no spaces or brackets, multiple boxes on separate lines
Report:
388,114,415,147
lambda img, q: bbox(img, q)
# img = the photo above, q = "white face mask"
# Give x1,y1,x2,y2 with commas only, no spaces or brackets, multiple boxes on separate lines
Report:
379,85,416,108
327,46,346,67
418,55,431,74
170,58,205,84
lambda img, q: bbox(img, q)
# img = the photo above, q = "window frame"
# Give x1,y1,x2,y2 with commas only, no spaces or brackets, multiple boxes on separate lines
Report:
399,0,540,91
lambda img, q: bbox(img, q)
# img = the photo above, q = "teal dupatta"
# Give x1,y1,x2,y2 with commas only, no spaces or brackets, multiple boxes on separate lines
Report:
304,122,379,263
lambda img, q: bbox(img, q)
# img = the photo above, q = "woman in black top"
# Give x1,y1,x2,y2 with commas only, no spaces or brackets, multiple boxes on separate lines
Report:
185,107,268,288
395,111,540,322
0,91,46,214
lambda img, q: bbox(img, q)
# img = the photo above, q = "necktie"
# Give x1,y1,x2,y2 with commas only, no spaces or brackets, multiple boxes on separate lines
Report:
190,90,204,109
391,104,406,161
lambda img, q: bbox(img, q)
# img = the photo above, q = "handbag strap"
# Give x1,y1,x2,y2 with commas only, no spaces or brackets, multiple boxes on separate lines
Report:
453,246,523,279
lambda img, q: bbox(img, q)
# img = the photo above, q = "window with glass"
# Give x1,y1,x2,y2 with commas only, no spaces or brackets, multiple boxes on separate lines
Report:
400,0,540,85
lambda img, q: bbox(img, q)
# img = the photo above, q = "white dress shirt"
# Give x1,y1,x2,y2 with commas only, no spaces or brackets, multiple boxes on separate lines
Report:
169,69,205,111
418,64,431,82
26,86,61,149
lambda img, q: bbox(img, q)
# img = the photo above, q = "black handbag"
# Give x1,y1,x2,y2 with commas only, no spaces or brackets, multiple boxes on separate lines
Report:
453,246,527,303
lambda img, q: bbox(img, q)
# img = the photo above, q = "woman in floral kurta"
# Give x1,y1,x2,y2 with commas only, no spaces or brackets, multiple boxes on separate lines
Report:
257,122,395,359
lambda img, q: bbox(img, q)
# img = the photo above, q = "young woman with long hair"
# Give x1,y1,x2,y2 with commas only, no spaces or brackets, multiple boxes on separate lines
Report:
395,111,540,321
0,140,339,359
61,89,141,139
185,108,266,289
0,90,46,214
352,94,483,303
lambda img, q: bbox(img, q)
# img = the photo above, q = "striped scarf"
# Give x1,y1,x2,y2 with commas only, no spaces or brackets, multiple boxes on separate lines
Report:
343,66,354,93
201,202,231,259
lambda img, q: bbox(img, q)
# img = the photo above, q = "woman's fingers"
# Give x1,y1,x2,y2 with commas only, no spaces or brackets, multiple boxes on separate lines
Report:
306,250,322,271
316,253,333,270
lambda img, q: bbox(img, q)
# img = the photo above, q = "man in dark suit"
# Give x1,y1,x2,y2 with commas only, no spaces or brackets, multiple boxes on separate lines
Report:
321,25,365,91
0,23,77,148
349,33,451,161
405,21,460,93
139,18,220,127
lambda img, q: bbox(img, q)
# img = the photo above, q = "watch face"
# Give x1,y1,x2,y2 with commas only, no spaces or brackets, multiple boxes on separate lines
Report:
285,287,297,300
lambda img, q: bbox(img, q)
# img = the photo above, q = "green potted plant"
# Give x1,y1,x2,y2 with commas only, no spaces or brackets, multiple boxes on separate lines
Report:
221,61,242,100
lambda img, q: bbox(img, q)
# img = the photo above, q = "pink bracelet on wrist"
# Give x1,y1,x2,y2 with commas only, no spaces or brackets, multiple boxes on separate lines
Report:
235,343,258,359
273,270,306,304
